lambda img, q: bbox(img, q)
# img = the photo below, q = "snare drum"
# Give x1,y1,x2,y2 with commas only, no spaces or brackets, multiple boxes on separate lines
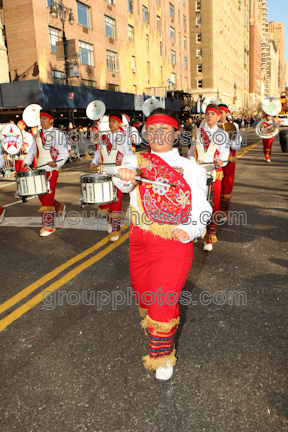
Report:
15,169,48,197
100,163,116,175
80,173,116,205
206,174,214,206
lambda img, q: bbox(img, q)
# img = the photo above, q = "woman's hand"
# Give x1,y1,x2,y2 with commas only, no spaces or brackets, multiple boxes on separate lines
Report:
118,168,137,184
214,159,223,168
172,229,190,242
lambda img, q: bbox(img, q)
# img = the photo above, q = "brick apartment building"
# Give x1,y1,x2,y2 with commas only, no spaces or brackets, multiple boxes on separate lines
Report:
0,0,191,95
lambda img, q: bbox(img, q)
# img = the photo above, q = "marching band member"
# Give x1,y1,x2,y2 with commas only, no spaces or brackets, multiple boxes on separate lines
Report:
113,108,211,380
218,104,242,217
90,112,133,241
22,109,69,237
261,114,275,163
188,104,230,251
0,146,5,224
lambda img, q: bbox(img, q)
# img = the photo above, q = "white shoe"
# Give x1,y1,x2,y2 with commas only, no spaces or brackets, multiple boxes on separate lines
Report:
110,233,120,242
0,208,5,224
266,159,271,163
107,224,112,234
40,228,56,237
155,361,173,381
58,205,66,224
203,241,213,251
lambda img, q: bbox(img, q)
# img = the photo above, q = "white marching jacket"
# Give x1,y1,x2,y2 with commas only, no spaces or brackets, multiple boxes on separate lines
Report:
113,148,212,243
91,129,133,166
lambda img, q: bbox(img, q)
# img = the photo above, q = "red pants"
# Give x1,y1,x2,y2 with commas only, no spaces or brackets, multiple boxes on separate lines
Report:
205,178,222,244
129,226,193,369
39,171,64,229
262,137,274,160
99,187,123,232
220,162,236,215
15,159,36,171
129,226,193,323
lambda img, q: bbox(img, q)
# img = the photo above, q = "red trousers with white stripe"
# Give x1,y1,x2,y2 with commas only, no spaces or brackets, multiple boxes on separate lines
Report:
205,178,222,244
99,187,123,231
39,171,64,229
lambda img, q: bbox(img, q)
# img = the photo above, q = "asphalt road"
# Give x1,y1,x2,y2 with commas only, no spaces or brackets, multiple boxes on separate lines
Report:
0,129,287,432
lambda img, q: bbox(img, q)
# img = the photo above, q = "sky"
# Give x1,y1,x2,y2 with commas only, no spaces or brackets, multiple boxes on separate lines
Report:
266,0,288,85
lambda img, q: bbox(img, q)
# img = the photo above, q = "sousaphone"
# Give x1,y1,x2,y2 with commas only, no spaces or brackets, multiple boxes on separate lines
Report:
256,97,281,139
201,97,221,114
22,104,42,127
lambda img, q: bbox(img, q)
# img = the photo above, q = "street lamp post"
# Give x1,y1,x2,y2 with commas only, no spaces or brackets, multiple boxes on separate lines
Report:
50,0,75,85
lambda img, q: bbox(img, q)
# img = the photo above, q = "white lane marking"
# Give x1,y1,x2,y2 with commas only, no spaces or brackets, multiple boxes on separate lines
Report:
0,182,16,188
3,197,36,208
0,216,109,231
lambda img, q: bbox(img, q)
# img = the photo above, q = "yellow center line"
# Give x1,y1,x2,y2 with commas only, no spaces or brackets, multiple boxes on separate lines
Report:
0,225,128,316
237,140,261,158
0,231,130,332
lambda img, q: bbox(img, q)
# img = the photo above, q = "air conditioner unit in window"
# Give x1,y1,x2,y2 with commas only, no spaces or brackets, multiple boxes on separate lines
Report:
132,68,137,73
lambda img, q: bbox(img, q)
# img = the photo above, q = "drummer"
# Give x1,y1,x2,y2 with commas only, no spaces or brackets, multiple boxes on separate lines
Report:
22,109,69,237
188,104,230,251
14,120,33,172
113,107,211,380
218,104,241,217
90,111,133,241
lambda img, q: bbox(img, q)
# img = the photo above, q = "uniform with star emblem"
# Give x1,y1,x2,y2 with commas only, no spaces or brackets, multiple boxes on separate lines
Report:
23,110,69,236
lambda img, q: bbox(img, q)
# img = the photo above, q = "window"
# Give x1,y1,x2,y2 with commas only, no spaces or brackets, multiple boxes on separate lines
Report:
197,64,202,73
196,33,201,43
183,15,186,30
184,56,187,70
197,79,202,89
108,84,119,91
156,0,160,5
127,0,133,13
185,77,188,90
77,2,90,27
170,27,175,42
132,56,136,69
106,0,115,4
105,16,116,39
196,17,201,27
160,41,162,56
171,72,176,86
178,10,180,24
183,36,187,49
133,85,137,94
157,16,161,32
79,41,94,66
82,79,96,88
143,6,148,23
195,1,201,12
106,50,120,71
128,25,134,43
169,3,174,19
147,61,151,81
196,48,202,58
160,65,163,83
47,0,60,7
183,0,186,6
146,34,149,50
49,27,60,54
52,70,64,85
171,49,176,65
179,32,181,46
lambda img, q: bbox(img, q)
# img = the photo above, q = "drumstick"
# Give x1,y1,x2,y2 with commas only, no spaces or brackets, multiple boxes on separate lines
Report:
198,160,229,165
113,174,177,188
36,159,63,168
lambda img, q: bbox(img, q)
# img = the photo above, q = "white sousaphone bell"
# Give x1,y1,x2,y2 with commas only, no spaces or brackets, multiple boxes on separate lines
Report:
141,96,162,117
22,104,42,127
256,97,281,139
201,97,221,114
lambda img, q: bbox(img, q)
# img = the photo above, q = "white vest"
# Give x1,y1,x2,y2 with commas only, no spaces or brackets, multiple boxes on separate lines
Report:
36,131,53,172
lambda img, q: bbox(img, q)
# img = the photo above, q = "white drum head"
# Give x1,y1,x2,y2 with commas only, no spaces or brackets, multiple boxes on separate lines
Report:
262,97,282,116
1,123,23,155
142,97,162,117
22,104,42,127
86,100,106,120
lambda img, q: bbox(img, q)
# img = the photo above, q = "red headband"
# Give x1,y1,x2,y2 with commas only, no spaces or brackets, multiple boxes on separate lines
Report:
109,115,122,122
40,112,54,120
146,115,179,129
205,107,221,115
219,106,230,114
18,120,26,126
